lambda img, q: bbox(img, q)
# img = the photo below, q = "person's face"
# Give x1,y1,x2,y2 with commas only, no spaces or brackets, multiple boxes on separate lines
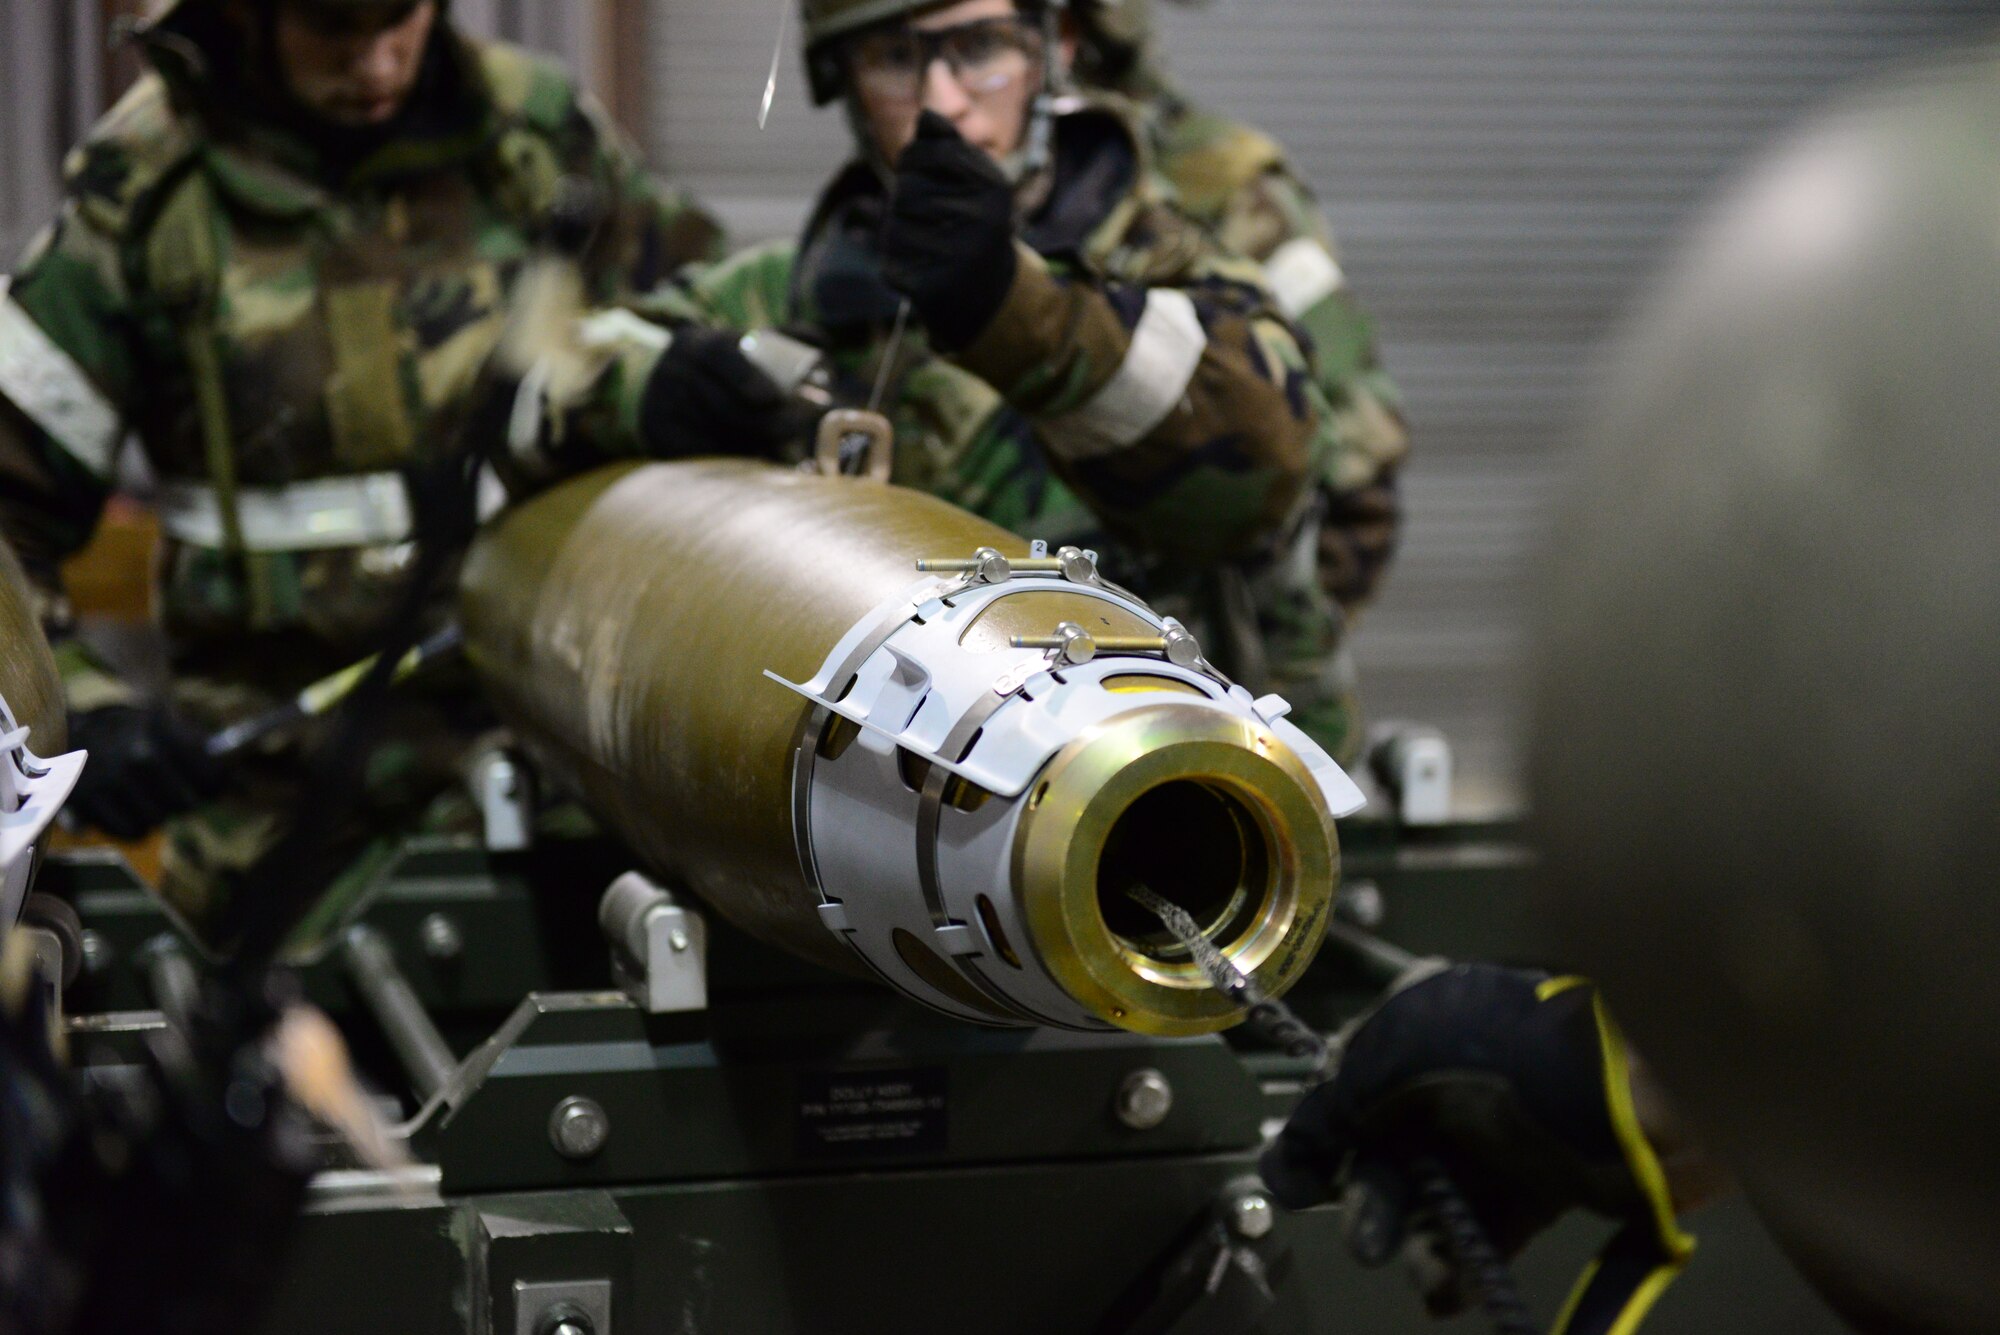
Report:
273,0,438,127
848,0,1070,164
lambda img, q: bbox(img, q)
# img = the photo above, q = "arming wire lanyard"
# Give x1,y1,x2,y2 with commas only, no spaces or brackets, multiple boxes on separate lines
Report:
1126,887,1686,1335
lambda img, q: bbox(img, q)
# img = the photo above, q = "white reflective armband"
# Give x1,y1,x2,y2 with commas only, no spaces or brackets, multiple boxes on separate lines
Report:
575,308,673,353
157,473,415,551
1263,238,1347,321
1040,288,1207,460
0,279,122,478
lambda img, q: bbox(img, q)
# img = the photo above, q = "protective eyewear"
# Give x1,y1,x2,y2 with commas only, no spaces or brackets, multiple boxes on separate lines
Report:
846,17,1046,105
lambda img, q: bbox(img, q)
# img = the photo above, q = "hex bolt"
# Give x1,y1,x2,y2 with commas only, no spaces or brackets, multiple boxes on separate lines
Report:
78,929,113,979
1231,1191,1276,1241
1115,1068,1174,1130
549,1095,610,1160
1337,880,1386,930
418,912,463,963
535,1305,595,1335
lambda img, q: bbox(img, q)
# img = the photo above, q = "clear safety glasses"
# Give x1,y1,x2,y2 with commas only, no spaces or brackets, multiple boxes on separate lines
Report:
846,17,1046,106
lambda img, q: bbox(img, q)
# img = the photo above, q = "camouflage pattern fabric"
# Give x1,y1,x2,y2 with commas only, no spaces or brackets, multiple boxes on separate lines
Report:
1075,38,1414,758
562,95,1362,757
0,5,724,946
1143,90,1408,604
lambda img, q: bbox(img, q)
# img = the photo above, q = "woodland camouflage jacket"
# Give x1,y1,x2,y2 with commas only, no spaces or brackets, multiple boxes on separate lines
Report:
558,95,1366,758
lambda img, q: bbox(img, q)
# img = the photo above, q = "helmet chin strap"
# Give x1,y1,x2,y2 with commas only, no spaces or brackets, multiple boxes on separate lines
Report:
999,3,1064,209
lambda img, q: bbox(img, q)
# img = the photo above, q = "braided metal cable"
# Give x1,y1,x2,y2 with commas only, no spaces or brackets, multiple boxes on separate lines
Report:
1412,1157,1540,1335
1126,885,1541,1335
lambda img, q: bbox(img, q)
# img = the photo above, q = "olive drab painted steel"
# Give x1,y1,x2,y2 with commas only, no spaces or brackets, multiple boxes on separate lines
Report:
460,460,1019,976
0,541,63,756
459,461,1350,1035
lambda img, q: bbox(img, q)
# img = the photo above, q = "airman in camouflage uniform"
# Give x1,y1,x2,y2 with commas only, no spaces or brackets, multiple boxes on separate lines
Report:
0,0,723,947
544,0,1355,752
1074,0,1411,754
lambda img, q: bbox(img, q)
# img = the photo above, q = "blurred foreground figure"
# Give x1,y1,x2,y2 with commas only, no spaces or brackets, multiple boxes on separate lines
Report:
1071,0,1411,741
1267,46,2000,1335
0,0,721,949
1533,46,2000,1334
0,534,384,1335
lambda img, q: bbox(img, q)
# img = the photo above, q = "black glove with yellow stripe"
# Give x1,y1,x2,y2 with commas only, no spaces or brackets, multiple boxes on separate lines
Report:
1259,964,1693,1334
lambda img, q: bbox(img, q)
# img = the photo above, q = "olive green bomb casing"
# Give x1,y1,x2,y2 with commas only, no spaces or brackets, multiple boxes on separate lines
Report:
461,460,1361,1035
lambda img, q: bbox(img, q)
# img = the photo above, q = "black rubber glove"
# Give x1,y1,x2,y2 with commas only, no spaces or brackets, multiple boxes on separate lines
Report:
882,110,1020,352
639,326,817,460
1259,965,1689,1327
66,704,228,841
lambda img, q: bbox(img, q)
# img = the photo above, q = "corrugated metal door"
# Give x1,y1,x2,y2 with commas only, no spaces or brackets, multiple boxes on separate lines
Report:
1,3,108,262
643,0,2000,799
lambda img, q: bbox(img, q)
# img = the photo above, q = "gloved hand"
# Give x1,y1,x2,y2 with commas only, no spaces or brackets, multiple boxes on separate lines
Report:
639,325,818,459
882,110,1020,351
1259,964,1691,1329
66,704,228,841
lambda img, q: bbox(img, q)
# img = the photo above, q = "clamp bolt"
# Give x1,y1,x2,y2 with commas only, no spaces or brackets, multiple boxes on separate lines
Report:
916,546,1012,585
1055,545,1098,584
1011,622,1097,666
1161,621,1202,669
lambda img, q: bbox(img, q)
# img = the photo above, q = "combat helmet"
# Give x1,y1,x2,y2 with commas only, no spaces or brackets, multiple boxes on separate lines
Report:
1073,0,1152,60
1070,0,1207,91
160,0,446,12
253,0,449,9
802,0,1061,106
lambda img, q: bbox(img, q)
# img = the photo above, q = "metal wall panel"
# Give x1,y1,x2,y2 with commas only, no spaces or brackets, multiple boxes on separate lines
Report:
1,2,105,263
644,0,2000,799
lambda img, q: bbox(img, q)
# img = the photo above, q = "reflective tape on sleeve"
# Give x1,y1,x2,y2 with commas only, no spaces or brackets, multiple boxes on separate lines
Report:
507,356,556,468
0,279,122,478
1040,288,1207,460
1263,238,1347,321
575,308,673,353
157,472,414,551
